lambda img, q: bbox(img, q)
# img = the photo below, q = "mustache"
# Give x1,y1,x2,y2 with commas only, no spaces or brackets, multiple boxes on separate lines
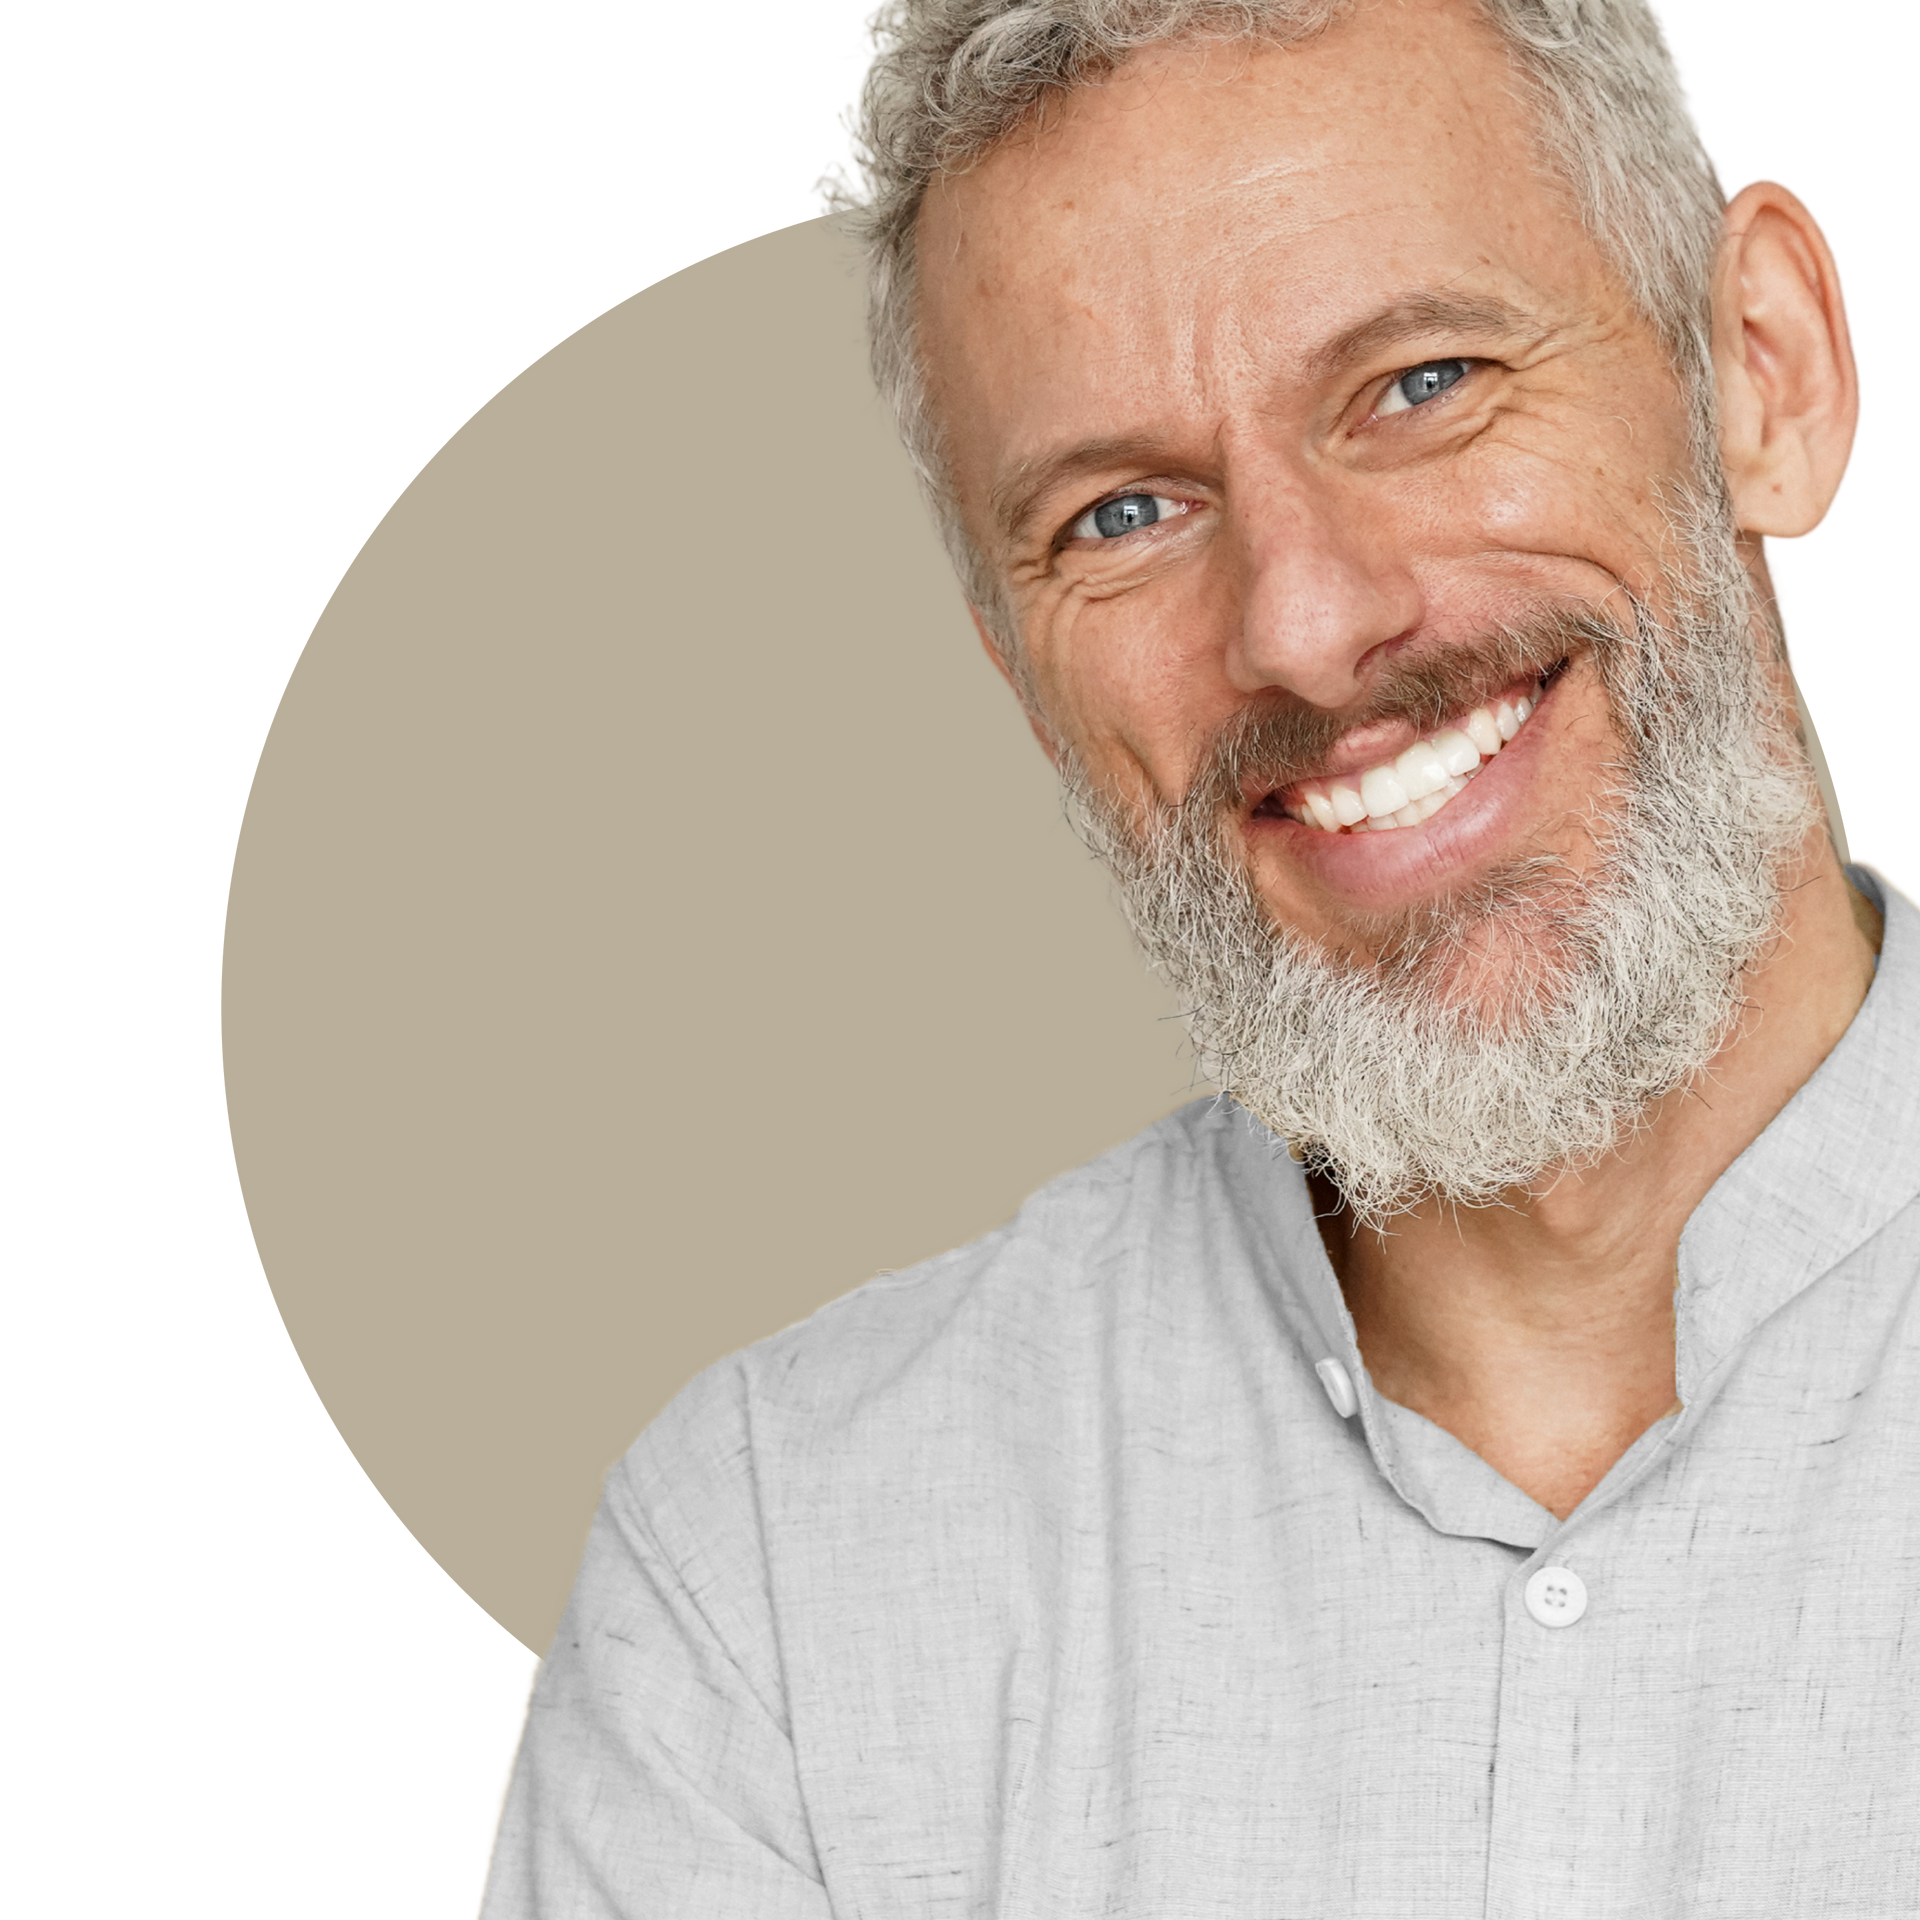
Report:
1178,605,1621,819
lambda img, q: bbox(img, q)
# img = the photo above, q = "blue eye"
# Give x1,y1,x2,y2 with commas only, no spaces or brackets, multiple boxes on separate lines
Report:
1094,494,1160,537
1379,358,1469,416
1071,493,1185,541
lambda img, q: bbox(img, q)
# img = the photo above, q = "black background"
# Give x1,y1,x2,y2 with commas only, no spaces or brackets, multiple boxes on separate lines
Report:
191,7,1889,1912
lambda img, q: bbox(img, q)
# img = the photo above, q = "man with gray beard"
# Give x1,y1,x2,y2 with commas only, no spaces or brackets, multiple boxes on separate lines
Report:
1075,553,1817,1225
484,2,1912,1914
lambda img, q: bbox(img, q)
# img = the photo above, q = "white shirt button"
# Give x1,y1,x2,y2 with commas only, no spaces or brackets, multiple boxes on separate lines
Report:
1524,1564,1588,1628
1314,1356,1358,1419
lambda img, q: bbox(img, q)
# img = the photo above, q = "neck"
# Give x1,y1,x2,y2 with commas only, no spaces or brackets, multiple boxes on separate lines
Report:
1319,832,1881,1519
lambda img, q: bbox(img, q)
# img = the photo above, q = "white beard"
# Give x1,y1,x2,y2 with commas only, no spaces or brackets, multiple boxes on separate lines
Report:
1062,495,1822,1224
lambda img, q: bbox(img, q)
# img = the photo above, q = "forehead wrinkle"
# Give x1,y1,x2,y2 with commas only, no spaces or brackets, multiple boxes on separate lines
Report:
938,34,1581,563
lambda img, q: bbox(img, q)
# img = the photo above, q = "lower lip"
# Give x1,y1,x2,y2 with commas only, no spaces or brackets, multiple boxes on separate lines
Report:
1244,675,1562,908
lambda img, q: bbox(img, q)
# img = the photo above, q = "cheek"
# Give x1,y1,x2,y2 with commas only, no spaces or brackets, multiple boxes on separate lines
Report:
1409,427,1676,605
1022,575,1241,794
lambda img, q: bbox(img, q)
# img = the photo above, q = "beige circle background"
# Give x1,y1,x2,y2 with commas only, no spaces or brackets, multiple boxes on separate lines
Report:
225,215,1850,1656
223,218,1205,1654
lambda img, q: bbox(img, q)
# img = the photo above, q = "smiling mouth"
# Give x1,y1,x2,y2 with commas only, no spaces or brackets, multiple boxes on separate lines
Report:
1257,667,1559,834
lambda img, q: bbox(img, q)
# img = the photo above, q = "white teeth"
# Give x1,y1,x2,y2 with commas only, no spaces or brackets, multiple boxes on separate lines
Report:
1431,729,1481,777
1328,782,1368,827
1359,764,1411,821
1393,740,1451,802
1464,707,1503,757
1282,687,1542,836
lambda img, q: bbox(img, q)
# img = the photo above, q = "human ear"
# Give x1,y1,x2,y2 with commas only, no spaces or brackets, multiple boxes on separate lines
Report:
1712,182,1858,537
968,604,1062,766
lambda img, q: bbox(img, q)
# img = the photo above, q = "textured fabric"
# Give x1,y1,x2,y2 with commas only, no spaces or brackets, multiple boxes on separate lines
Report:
483,867,1920,1918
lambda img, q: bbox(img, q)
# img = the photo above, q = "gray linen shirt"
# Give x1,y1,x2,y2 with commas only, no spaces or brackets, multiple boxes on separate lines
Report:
484,867,1920,1917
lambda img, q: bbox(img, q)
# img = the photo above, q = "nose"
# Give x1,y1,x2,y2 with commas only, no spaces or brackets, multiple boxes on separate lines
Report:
1224,467,1424,710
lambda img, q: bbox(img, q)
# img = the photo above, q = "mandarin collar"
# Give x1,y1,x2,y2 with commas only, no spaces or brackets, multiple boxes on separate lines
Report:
1230,866,1920,1547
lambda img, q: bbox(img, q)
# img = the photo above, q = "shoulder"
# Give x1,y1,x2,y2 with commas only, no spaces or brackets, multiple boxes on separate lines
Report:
618,1094,1269,1527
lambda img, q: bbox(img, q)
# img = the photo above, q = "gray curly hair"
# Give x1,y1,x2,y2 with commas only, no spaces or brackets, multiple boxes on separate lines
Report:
842,0,1726,660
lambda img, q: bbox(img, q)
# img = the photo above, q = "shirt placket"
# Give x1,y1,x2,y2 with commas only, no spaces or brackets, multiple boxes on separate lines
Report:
1475,1407,1703,1918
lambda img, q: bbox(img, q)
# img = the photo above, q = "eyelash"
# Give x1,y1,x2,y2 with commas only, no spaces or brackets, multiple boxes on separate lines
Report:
1374,356,1476,418
1063,492,1196,546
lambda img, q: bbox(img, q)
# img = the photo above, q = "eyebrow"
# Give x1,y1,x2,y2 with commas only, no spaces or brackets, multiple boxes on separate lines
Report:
987,288,1546,550
989,435,1177,551
1300,289,1544,385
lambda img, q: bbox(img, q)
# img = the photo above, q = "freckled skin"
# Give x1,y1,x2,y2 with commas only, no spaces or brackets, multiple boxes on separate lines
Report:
914,0,1876,1516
